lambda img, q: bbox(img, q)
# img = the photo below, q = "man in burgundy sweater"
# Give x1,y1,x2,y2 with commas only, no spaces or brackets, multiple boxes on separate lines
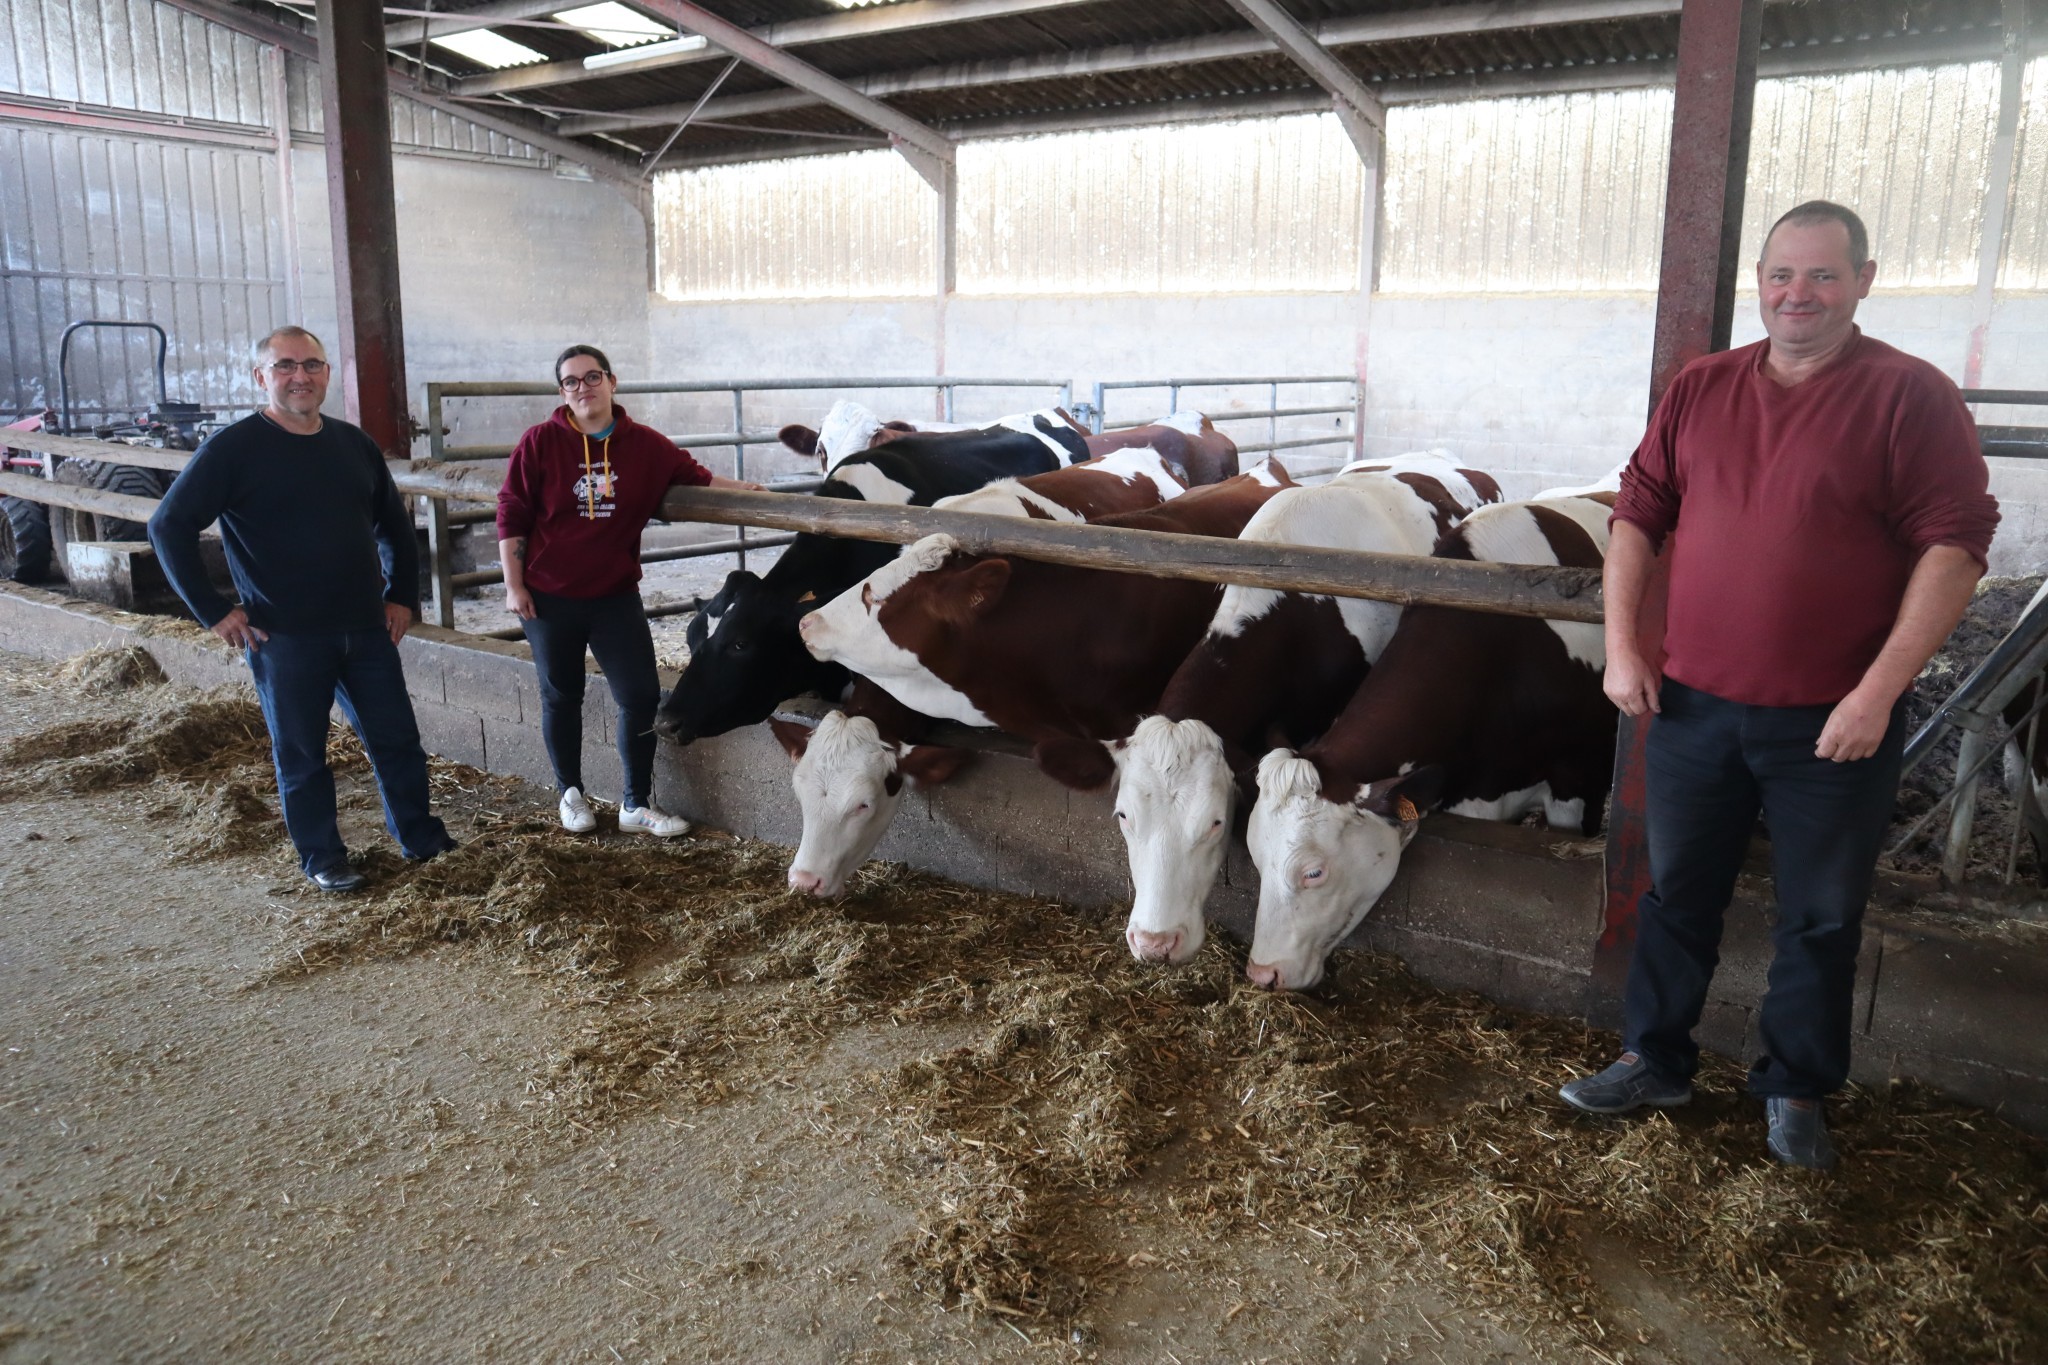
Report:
497,344,759,837
1559,202,1999,1169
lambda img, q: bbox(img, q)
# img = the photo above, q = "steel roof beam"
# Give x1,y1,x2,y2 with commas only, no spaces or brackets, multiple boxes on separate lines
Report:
454,0,1097,96
642,26,2021,171
561,0,1683,136
631,0,954,181
1220,0,1386,161
383,0,574,49
160,0,647,191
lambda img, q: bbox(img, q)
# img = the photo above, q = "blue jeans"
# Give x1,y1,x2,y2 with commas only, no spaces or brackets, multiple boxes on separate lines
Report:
246,627,451,877
1624,679,1905,1099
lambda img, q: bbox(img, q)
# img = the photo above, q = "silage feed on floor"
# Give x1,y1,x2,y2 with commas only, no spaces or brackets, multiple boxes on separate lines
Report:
261,826,2048,1364
4,660,2047,1363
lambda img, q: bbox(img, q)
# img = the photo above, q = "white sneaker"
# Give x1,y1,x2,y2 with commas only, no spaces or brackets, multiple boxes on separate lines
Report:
558,786,598,834
618,804,691,838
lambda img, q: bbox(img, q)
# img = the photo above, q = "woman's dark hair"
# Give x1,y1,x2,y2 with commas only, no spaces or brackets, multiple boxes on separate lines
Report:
554,344,612,383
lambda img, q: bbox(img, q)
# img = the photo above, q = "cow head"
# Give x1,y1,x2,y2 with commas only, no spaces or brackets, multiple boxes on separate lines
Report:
656,570,838,744
1244,751,1444,991
797,534,1001,728
772,712,969,897
812,400,888,468
1037,716,1235,966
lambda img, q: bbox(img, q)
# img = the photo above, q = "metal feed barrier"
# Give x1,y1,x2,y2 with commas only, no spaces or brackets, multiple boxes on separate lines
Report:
420,375,1074,630
1088,375,1362,477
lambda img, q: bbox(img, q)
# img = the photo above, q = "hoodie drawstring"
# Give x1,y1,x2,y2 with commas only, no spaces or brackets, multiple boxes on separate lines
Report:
579,426,612,520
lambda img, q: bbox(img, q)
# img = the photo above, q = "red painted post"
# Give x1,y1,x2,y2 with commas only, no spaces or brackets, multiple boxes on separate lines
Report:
314,0,413,459
1590,0,1762,1017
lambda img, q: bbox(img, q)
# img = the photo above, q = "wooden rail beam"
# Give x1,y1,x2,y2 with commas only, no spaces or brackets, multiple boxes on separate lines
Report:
654,487,1606,622
0,469,162,525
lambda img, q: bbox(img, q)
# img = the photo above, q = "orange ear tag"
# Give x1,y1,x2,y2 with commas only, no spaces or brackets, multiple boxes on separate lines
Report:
1396,797,1420,823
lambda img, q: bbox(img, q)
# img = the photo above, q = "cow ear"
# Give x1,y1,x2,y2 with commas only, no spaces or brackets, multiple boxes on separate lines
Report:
1033,736,1116,791
1354,766,1445,842
957,559,1012,617
768,717,813,762
899,744,971,788
778,424,819,457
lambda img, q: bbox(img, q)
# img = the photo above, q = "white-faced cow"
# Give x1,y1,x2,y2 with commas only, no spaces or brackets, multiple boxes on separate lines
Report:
769,449,1187,897
654,412,1091,744
799,467,1294,739
1244,495,1616,991
778,467,1290,896
1033,454,1502,964
1086,412,1239,486
778,399,976,470
769,678,970,898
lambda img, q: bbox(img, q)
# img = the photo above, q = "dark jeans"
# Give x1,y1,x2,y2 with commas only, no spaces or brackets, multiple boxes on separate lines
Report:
520,588,661,808
1623,679,1906,1099
245,627,451,877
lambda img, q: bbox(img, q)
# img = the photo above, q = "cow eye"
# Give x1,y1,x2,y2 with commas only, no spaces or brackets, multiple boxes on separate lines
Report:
1115,810,1129,823
1300,865,1325,886
855,801,871,813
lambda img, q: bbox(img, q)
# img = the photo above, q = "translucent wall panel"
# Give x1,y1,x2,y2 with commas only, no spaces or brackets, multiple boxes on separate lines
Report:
1999,57,2048,291
957,114,1364,295
654,150,935,301
1741,64,2001,288
1380,88,1673,294
0,0,270,126
0,124,286,417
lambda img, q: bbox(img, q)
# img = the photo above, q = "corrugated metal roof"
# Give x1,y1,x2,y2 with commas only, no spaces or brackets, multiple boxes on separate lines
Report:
369,0,2033,168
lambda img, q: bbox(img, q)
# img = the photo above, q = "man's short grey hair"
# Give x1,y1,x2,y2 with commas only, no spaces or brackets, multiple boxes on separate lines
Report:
253,325,325,364
1762,201,1870,271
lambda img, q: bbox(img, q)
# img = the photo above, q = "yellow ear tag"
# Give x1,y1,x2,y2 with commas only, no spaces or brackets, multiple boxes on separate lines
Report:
1396,797,1420,823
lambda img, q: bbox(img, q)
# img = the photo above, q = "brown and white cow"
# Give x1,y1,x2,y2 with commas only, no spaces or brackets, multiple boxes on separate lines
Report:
797,466,1294,741
933,445,1186,521
1034,454,1502,963
1085,412,1239,486
1244,496,1617,991
769,449,1189,896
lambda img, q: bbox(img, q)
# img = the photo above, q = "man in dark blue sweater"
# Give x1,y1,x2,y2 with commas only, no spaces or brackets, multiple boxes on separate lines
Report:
149,326,452,892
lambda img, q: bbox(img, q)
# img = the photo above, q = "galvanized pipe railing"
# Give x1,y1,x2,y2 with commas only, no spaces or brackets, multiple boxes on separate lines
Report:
1089,374,1362,470
421,375,1074,626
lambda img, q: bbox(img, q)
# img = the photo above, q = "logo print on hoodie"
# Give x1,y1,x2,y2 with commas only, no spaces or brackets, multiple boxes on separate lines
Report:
571,469,617,519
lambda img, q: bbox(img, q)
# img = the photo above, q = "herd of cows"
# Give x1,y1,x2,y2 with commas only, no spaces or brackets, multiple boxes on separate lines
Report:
647,401,1622,992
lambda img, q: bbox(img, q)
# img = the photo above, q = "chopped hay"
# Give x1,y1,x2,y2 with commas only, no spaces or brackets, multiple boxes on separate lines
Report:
250,832,2048,1362
55,645,168,694
161,778,283,859
0,690,267,796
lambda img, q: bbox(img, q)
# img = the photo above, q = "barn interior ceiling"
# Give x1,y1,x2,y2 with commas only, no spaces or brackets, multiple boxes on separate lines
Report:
219,0,2040,173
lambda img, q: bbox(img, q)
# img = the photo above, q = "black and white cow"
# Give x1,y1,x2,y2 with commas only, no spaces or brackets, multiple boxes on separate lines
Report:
653,410,1088,744
1244,495,1617,990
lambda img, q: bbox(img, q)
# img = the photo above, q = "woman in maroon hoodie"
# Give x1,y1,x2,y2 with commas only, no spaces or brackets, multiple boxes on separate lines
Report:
496,344,760,836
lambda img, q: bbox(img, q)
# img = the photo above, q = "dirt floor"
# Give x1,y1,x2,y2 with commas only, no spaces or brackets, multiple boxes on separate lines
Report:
3,647,2047,1365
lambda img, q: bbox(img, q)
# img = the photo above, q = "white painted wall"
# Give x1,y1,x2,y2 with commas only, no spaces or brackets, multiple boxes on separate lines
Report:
292,149,649,450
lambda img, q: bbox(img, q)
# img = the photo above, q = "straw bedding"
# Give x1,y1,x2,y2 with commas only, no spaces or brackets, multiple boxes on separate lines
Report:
6,649,2047,1362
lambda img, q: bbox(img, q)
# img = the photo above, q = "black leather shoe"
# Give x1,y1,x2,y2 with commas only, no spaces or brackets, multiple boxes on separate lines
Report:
310,867,368,894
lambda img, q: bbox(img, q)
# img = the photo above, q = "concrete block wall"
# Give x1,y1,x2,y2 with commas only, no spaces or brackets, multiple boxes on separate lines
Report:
2,580,2045,1131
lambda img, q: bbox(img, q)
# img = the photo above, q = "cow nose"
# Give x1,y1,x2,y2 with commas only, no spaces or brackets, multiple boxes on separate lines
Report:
788,868,825,895
797,612,820,639
1126,927,1183,963
1245,960,1284,990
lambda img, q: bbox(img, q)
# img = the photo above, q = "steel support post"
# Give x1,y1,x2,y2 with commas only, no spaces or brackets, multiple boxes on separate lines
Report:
1590,0,1761,1016
424,384,455,629
1963,0,2028,390
314,0,413,459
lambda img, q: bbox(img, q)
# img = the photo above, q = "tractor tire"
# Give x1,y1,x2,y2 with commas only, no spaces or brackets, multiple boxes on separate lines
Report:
0,495,53,583
52,460,169,542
